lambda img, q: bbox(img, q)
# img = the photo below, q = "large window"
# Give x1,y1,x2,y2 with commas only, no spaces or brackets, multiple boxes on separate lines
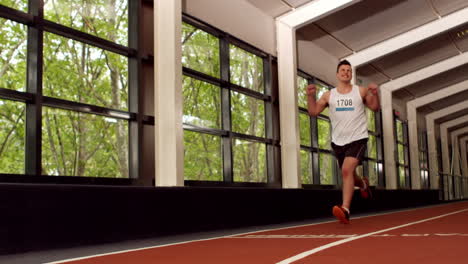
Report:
419,131,429,189
182,16,278,185
298,72,336,186
0,1,139,180
363,108,383,187
395,117,410,188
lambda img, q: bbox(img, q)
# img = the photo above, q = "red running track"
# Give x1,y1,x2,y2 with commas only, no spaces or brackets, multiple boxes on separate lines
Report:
50,201,468,264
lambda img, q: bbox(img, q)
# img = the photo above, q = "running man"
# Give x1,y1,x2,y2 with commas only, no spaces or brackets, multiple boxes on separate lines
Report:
306,60,380,224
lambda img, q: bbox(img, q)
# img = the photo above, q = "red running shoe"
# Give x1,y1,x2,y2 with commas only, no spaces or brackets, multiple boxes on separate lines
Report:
360,177,372,199
332,205,350,224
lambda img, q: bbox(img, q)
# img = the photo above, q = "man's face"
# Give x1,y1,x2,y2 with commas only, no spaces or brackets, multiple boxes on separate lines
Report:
337,64,352,83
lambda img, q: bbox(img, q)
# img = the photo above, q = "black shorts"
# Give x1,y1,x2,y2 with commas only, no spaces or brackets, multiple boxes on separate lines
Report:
331,138,368,168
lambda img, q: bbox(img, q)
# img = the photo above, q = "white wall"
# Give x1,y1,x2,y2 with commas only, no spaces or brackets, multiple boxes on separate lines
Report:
417,112,427,131
296,39,339,86
184,0,276,55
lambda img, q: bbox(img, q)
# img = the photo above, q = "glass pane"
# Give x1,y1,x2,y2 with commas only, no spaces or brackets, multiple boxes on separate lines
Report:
184,131,222,181
0,18,27,91
231,92,265,137
319,153,334,184
44,0,128,46
368,161,378,186
42,107,129,178
0,0,28,11
43,32,129,111
398,166,405,188
396,120,403,142
318,118,331,150
367,135,377,159
0,100,25,174
316,83,329,116
367,108,375,132
182,22,220,78
297,76,308,108
398,143,405,164
299,113,311,147
300,150,312,184
233,139,266,182
183,76,221,129
230,45,264,93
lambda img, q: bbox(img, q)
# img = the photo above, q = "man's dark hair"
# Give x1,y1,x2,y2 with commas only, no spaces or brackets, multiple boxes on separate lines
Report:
337,60,351,73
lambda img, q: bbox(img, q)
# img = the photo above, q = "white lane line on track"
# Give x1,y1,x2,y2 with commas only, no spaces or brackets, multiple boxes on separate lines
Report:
276,208,468,264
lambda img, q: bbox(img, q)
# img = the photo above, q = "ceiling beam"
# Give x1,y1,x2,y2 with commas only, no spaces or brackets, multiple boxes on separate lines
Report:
381,52,468,92
277,0,361,29
345,7,468,66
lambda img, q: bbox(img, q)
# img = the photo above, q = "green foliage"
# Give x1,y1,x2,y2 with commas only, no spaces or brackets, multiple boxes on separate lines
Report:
182,22,220,78
233,139,266,182
367,108,375,132
43,32,128,111
230,45,263,93
0,18,27,91
42,107,129,177
367,135,377,159
398,165,406,188
0,1,129,178
300,150,312,184
183,130,222,181
182,24,267,182
398,143,405,164
396,119,403,142
0,0,28,12
319,153,334,184
297,76,308,108
231,91,265,137
44,0,128,46
317,118,331,150
0,100,25,173
368,161,378,186
183,76,221,129
299,112,311,146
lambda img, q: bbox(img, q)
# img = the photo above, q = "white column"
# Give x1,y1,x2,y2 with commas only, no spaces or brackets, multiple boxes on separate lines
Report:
426,118,438,189
381,88,397,189
406,103,420,189
154,0,184,186
276,21,300,188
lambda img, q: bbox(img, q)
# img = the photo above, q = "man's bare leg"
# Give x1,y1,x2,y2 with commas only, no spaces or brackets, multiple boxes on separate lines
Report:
341,157,360,210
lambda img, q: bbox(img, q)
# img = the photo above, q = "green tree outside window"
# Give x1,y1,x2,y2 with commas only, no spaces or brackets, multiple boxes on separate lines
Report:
184,130,222,181
0,18,27,91
233,139,266,183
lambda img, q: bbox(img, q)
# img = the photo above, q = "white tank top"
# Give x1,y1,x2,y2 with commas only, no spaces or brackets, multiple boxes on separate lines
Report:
328,85,368,146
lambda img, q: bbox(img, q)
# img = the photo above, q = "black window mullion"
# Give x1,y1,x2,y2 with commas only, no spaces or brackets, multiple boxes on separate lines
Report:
220,36,232,183
0,4,33,25
128,0,141,180
25,0,43,176
42,20,134,57
377,111,385,187
264,56,276,185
